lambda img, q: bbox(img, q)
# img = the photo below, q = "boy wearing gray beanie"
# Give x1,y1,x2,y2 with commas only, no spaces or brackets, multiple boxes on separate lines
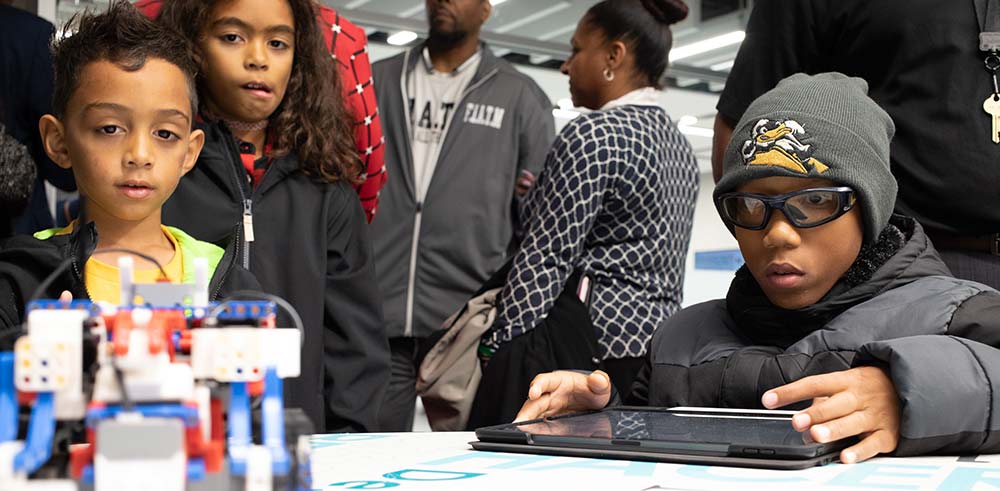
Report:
514,73,1000,466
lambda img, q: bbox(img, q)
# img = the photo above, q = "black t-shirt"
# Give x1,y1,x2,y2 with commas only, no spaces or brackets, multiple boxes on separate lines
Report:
718,0,1000,235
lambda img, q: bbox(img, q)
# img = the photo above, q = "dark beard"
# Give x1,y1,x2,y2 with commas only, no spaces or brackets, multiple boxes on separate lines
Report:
427,26,469,50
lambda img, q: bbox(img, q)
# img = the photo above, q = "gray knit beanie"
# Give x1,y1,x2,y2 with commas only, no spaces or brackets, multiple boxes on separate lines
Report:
714,72,897,243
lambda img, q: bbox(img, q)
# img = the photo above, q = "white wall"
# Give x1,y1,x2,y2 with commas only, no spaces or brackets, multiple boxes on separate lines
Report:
682,173,739,306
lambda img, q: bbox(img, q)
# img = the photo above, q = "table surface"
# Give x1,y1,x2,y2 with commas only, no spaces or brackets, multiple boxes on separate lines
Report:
309,432,1000,490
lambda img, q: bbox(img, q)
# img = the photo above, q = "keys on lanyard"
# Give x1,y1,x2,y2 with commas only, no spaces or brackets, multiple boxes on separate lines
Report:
984,54,1000,144
982,26,1000,143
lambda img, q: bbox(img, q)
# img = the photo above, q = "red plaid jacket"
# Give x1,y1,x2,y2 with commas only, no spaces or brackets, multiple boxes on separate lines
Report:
135,1,387,223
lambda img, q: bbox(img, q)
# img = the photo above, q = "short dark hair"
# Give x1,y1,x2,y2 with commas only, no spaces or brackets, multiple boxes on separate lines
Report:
51,0,198,119
584,0,689,89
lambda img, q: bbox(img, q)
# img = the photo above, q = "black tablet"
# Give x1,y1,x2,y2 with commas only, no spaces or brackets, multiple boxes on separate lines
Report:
472,406,854,470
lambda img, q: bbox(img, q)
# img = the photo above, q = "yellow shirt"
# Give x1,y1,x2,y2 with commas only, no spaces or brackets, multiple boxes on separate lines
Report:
55,222,184,304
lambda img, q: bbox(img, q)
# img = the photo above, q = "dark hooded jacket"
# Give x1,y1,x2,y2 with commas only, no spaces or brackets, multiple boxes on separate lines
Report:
0,222,259,340
625,215,1000,456
161,121,389,433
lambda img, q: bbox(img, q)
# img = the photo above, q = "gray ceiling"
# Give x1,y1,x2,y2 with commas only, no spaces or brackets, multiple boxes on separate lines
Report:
321,0,750,91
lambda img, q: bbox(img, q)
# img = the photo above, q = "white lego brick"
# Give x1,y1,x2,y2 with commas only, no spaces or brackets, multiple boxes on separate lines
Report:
25,309,89,339
190,328,301,382
94,417,185,491
21,309,87,420
118,256,134,306
14,337,73,392
194,383,212,444
0,440,25,482
244,445,273,491
193,258,209,307
296,434,311,474
91,361,194,404
23,480,79,490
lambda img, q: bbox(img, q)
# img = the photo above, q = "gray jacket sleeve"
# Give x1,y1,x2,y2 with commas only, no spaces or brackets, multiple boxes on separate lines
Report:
853,291,1000,456
513,81,554,224
856,335,1000,456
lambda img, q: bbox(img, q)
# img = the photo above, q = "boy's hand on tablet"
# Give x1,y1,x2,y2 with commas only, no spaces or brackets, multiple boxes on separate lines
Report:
514,370,612,422
762,366,900,464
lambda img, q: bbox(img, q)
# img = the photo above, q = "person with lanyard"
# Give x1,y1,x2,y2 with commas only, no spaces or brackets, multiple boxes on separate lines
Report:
712,0,1000,290
371,0,555,431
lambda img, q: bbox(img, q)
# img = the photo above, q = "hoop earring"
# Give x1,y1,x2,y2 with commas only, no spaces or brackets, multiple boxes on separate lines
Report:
603,67,615,82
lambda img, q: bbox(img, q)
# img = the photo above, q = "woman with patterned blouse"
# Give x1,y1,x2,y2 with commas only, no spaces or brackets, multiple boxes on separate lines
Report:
480,0,700,394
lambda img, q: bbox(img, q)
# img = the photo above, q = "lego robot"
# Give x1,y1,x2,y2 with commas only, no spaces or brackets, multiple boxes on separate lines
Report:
0,257,312,491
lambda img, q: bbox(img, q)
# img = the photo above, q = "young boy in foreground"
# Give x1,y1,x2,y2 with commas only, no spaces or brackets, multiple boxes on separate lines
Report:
517,73,1000,464
0,1,257,331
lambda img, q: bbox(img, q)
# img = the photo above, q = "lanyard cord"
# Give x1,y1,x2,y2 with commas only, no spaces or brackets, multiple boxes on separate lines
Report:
977,0,1000,96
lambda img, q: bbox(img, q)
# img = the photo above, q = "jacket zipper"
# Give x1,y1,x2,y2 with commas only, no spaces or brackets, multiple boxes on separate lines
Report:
221,129,254,271
242,198,254,270
400,60,500,337
71,254,94,302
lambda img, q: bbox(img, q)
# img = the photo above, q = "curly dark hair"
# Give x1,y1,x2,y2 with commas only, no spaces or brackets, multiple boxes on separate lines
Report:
158,0,361,184
52,0,199,118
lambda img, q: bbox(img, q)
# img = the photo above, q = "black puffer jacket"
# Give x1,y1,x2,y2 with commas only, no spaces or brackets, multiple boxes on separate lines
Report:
626,215,1000,455
161,121,389,433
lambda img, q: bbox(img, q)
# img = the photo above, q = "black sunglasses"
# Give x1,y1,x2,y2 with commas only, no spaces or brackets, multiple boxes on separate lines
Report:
716,187,856,230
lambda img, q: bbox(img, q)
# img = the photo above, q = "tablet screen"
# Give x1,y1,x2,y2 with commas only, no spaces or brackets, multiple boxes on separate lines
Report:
513,409,807,447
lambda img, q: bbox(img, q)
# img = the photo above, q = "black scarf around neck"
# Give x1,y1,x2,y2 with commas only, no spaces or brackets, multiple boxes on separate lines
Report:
725,224,908,348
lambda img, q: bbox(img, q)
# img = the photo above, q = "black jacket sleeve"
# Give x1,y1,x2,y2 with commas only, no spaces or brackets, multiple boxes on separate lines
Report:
0,234,82,345
322,186,390,432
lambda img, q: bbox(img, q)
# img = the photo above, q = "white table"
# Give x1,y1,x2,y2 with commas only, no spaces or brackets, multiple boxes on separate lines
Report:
309,432,1000,490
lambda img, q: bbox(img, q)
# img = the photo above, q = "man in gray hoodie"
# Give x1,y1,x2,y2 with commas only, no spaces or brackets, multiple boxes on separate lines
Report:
371,0,554,431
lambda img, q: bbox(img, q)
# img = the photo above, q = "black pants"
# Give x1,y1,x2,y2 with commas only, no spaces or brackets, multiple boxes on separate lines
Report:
376,336,432,432
466,273,599,430
602,356,645,398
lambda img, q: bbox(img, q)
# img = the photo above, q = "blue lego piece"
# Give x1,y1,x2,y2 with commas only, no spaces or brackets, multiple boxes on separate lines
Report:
26,300,98,315
187,457,206,481
85,403,200,429
212,301,276,321
172,330,183,352
228,381,252,476
0,353,16,442
82,464,94,485
13,392,55,474
262,366,291,476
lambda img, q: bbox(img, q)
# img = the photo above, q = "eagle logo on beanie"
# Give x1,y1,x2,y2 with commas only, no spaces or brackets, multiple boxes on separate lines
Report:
741,119,829,174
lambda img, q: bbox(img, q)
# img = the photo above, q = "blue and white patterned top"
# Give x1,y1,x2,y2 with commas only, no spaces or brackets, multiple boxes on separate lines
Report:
485,101,699,359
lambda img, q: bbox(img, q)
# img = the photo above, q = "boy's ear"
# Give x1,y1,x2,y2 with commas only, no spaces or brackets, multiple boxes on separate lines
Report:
39,115,71,169
181,128,205,176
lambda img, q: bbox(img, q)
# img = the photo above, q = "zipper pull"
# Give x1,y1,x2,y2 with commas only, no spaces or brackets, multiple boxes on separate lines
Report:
243,199,255,243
